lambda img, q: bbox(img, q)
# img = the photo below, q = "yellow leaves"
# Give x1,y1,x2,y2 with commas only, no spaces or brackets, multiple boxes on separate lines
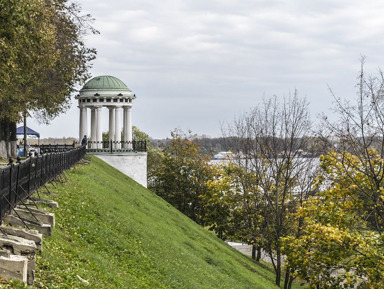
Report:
283,218,371,287
284,147,384,288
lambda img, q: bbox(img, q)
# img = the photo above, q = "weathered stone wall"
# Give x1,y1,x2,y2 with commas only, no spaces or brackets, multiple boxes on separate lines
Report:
96,153,147,187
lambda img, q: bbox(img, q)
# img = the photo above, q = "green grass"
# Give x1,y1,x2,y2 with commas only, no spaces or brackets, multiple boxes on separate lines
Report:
31,155,289,288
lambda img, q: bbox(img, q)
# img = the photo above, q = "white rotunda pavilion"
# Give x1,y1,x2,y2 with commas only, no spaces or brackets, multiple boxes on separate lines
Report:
75,75,136,149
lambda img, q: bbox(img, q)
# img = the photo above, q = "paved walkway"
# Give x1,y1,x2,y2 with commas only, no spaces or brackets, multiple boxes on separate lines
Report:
226,242,272,263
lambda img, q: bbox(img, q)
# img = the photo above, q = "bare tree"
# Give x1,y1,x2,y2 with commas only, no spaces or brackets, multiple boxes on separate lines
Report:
318,58,384,233
223,92,318,288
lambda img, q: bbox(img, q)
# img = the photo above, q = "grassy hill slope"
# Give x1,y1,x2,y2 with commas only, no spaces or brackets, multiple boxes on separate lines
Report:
33,156,280,289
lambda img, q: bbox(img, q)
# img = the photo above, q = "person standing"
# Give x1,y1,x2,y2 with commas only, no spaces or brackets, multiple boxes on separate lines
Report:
81,135,88,147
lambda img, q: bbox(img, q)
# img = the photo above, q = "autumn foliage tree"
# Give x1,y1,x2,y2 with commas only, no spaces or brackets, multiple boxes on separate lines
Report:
283,60,384,288
149,130,213,225
204,162,266,260
221,93,317,288
283,150,384,289
0,0,96,157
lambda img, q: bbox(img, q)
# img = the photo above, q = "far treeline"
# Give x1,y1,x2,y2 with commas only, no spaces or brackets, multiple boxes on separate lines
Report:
0,0,97,158
150,135,327,158
148,60,384,289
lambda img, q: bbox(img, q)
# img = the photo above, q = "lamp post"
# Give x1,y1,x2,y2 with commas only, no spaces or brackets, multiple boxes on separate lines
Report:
23,112,27,157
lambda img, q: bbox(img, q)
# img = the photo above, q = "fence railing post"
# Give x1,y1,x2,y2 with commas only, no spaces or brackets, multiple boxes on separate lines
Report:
8,159,13,212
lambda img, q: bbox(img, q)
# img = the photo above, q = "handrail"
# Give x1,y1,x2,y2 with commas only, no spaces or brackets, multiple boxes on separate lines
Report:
86,140,147,153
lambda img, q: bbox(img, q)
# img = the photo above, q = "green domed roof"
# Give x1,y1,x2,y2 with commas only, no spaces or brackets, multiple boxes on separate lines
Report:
81,75,130,91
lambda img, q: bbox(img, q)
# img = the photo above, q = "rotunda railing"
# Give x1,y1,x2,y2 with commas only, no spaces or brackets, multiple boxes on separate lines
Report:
85,140,146,153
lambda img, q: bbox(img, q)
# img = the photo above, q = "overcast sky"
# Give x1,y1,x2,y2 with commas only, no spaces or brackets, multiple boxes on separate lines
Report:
28,0,384,139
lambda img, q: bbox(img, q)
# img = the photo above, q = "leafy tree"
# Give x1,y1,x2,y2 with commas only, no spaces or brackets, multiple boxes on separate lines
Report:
283,150,384,289
283,61,384,288
103,126,151,145
202,164,233,240
31,0,97,122
318,59,384,233
204,162,265,260
222,93,317,288
149,130,213,225
0,0,96,156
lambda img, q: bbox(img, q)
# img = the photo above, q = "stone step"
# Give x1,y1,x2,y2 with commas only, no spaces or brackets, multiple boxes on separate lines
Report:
0,227,43,252
0,235,37,255
27,197,59,208
4,215,51,237
14,207,55,228
0,197,57,285
0,255,28,283
0,228,41,286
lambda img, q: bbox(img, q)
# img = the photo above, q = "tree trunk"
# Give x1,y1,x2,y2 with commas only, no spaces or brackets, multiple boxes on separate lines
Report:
23,113,27,157
288,275,294,289
0,120,17,158
256,245,262,262
275,247,281,287
284,267,291,289
252,244,256,260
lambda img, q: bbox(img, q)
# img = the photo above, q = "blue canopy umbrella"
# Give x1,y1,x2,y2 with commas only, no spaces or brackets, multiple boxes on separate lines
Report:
16,126,40,138
16,126,40,157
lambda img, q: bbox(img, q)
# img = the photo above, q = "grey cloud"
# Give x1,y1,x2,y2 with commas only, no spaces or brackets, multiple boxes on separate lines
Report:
27,0,384,139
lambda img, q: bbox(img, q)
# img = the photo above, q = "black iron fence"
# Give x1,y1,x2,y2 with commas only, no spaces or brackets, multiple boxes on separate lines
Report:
37,144,76,154
0,146,86,221
86,140,147,153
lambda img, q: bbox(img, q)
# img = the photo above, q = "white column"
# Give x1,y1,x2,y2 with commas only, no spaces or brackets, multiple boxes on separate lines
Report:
79,106,83,142
90,107,96,149
80,106,88,142
108,107,115,149
125,107,133,149
115,107,122,149
123,107,128,149
96,107,103,149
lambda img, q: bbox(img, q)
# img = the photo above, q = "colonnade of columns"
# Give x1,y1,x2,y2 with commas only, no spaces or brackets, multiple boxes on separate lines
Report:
79,105,132,149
